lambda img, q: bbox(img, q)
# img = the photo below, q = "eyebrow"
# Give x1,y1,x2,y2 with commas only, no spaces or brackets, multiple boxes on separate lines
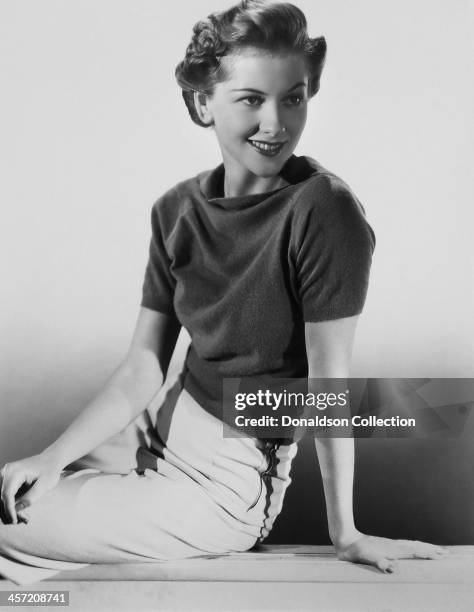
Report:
231,81,306,94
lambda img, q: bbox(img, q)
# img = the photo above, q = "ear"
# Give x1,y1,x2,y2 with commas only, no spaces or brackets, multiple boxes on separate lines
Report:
193,91,214,126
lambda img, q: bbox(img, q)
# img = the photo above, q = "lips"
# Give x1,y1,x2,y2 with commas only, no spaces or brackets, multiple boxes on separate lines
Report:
248,140,287,156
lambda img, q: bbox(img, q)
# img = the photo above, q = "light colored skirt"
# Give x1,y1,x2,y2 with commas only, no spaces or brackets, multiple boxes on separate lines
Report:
0,371,297,584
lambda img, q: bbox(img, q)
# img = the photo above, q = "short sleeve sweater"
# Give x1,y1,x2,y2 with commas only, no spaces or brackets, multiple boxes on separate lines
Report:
141,155,376,417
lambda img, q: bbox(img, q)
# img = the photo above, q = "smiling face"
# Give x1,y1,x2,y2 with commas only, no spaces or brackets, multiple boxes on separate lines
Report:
194,48,309,196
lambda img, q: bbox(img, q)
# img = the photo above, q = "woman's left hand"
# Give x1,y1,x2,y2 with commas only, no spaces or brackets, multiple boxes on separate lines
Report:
334,531,450,574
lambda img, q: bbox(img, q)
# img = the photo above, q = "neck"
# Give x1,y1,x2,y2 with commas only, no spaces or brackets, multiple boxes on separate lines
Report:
223,164,289,198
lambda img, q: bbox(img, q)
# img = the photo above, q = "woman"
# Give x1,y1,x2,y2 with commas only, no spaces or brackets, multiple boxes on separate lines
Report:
0,0,447,583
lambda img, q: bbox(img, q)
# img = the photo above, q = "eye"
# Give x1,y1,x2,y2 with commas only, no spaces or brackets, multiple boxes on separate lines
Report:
285,94,304,107
241,95,264,107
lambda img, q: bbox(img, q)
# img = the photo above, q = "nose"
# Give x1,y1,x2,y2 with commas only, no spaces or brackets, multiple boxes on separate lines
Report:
259,101,286,137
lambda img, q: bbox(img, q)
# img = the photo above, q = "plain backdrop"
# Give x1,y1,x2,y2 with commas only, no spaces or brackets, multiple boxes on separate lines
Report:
1,1,473,543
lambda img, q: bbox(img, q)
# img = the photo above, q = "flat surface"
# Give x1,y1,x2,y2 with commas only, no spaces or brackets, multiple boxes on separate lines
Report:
0,545,473,611
44,544,474,583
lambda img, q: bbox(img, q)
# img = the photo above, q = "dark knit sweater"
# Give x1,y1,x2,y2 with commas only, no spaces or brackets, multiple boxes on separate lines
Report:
141,155,375,417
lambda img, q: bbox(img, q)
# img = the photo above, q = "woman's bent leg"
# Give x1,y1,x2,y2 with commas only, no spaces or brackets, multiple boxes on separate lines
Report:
0,371,297,585
0,467,257,583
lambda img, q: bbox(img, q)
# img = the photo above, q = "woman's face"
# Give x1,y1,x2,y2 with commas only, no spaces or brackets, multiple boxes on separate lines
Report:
197,48,309,192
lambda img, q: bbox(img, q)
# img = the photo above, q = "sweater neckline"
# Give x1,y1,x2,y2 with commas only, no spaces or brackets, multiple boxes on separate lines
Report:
198,155,317,210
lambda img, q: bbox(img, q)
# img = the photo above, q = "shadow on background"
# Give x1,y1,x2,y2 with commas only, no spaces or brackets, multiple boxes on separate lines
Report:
265,433,474,545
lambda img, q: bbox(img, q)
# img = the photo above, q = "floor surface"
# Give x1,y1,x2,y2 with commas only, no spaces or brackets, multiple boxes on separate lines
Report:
0,544,472,611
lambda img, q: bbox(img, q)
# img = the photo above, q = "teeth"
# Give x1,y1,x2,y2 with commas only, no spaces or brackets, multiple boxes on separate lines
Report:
249,141,283,152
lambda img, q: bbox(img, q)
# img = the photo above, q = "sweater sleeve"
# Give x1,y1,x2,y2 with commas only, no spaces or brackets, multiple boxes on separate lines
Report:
140,199,176,315
293,175,376,323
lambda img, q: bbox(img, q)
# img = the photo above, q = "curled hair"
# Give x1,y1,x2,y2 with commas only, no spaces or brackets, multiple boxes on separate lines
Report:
175,0,327,127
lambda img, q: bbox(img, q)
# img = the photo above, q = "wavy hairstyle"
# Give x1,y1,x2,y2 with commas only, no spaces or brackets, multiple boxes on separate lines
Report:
175,0,327,127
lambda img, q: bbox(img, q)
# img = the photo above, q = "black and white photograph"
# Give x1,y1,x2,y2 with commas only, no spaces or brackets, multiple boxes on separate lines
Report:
0,1,473,610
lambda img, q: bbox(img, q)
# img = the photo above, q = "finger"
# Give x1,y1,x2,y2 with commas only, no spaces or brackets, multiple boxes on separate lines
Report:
384,540,427,560
398,539,444,551
375,557,396,574
401,540,450,560
0,463,7,494
413,547,450,560
425,544,451,556
16,478,52,508
349,547,397,574
1,474,24,524
16,514,30,524
15,500,30,524
412,550,440,560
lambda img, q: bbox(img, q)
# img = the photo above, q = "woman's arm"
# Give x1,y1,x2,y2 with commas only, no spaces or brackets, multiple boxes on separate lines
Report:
42,307,181,468
0,307,181,524
305,316,359,547
305,316,448,573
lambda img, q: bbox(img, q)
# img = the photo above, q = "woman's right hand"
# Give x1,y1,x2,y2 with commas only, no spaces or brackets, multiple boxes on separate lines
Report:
0,453,62,524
